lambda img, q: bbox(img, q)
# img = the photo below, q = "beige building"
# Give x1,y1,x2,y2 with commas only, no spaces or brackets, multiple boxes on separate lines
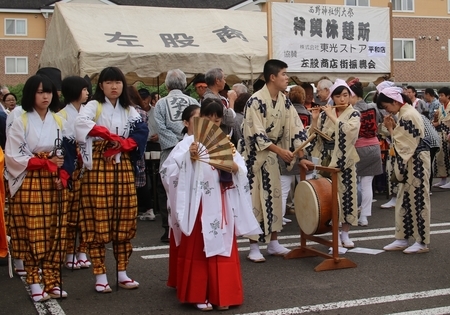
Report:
258,0,450,88
0,12,49,85
1,0,449,87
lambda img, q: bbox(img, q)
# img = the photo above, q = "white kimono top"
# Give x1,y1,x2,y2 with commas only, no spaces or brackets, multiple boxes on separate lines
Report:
5,110,68,196
160,135,262,258
74,99,143,169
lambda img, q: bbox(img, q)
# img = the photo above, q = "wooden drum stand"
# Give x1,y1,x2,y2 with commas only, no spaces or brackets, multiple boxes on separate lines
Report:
284,165,357,272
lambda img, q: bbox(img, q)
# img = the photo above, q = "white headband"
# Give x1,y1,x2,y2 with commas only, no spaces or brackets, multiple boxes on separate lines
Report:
380,86,404,104
328,79,355,99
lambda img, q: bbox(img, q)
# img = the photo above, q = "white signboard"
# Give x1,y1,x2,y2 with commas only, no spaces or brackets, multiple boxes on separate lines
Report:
271,3,391,75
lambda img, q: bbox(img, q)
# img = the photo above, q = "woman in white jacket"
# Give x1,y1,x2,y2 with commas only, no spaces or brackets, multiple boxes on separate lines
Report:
161,102,261,311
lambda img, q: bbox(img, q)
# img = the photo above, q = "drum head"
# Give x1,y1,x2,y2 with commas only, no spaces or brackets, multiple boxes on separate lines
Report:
294,178,333,235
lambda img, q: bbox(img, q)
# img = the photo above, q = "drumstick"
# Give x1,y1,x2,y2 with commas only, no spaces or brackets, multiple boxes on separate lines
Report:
307,104,348,111
293,133,316,156
312,127,333,141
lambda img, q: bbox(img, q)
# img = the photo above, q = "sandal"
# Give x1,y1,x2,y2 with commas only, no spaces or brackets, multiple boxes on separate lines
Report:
16,268,43,276
196,300,213,311
118,279,139,290
64,261,80,270
77,259,91,268
15,268,27,276
47,287,68,299
31,291,51,302
95,283,112,293
216,306,229,311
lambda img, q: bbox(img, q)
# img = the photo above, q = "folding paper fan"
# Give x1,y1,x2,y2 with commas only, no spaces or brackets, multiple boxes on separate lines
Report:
192,117,234,172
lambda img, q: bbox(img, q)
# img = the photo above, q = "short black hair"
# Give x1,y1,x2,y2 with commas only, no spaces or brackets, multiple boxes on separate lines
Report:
406,85,417,97
200,100,223,118
192,74,206,85
234,93,251,114
61,76,89,104
300,82,313,92
22,75,60,112
438,87,450,96
263,59,288,83
2,92,16,102
93,67,130,109
424,88,436,97
253,79,265,92
138,88,150,99
181,104,200,134
349,81,363,98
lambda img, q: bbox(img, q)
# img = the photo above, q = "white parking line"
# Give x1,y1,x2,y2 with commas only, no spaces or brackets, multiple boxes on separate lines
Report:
235,288,450,315
386,306,450,315
134,222,450,252
140,229,450,259
20,277,66,315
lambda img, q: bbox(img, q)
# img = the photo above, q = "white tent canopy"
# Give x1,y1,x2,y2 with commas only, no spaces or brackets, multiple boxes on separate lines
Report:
39,3,268,85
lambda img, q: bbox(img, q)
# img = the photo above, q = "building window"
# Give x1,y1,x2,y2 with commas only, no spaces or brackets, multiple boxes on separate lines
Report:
393,39,415,61
5,57,28,74
391,0,414,12
5,19,27,36
346,0,369,6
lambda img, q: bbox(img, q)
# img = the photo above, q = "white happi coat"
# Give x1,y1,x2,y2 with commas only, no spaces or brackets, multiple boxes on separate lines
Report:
5,111,67,197
75,99,142,169
161,135,262,258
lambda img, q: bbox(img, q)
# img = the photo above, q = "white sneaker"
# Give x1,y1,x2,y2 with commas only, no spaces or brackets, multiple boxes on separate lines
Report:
383,239,408,251
282,217,292,223
403,242,429,254
381,198,397,209
139,209,156,221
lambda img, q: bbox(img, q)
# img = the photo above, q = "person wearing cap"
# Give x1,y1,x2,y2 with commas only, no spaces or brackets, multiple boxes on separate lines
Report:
309,79,361,249
376,86,431,254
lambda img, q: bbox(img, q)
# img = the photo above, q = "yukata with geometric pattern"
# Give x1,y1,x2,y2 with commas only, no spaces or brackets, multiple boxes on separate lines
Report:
239,85,309,243
391,104,431,244
308,105,361,226
433,101,450,178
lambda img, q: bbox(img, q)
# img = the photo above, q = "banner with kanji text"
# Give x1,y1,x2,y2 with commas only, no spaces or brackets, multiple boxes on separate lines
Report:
270,3,391,76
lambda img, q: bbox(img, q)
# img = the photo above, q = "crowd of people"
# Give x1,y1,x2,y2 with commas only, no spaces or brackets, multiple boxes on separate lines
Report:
0,59,448,311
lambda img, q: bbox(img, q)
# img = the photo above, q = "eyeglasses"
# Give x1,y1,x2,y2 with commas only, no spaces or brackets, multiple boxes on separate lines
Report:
195,84,207,89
